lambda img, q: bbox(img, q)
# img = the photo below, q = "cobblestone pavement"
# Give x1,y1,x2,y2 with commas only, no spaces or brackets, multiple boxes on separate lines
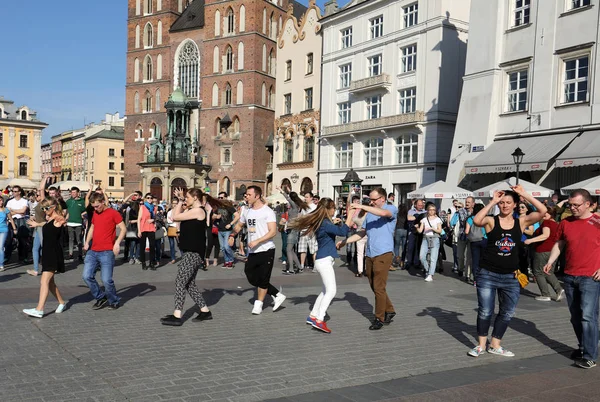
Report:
0,241,587,402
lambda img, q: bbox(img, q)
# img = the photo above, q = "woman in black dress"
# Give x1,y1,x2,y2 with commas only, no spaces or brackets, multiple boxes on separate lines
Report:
161,188,212,326
23,197,67,318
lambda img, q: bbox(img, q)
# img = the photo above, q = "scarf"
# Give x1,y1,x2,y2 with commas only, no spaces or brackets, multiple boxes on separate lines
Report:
144,201,155,219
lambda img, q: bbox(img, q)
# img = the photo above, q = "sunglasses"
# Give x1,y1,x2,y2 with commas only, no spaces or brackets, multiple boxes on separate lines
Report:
218,197,224,199
41,206,54,211
146,197,153,200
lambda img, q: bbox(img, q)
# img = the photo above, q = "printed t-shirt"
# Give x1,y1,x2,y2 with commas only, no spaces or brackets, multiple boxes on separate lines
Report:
422,216,442,237
240,205,276,254
66,197,86,226
557,215,600,277
6,198,28,219
533,219,559,253
362,204,397,258
90,207,123,252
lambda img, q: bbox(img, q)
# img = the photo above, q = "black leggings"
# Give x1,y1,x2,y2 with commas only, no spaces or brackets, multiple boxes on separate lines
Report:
140,231,156,266
244,249,278,296
205,228,219,259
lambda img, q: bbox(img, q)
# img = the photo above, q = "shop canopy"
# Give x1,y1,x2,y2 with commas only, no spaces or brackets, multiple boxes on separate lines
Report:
0,178,37,189
554,130,600,168
473,177,553,198
49,180,92,192
408,181,472,199
464,132,579,174
561,176,600,196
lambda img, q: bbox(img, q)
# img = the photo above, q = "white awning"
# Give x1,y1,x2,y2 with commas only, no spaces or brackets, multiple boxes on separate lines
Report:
554,130,600,168
561,175,600,196
464,132,579,175
408,180,472,199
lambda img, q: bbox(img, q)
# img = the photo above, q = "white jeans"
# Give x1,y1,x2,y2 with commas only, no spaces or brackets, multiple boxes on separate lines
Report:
310,256,336,321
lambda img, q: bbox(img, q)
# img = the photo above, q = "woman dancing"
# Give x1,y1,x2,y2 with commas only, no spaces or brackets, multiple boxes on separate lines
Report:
161,188,212,326
288,198,353,333
23,197,67,318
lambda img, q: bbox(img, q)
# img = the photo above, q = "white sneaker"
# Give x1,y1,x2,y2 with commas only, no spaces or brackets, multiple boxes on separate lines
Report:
424,275,433,282
251,300,263,315
535,296,551,302
23,308,44,318
555,289,565,302
55,302,67,314
273,292,286,312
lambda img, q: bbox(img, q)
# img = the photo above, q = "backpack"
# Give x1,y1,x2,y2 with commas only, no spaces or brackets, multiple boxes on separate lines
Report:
466,218,484,243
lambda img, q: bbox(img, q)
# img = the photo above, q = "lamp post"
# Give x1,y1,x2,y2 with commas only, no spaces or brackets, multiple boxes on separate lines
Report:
340,168,363,199
512,147,525,185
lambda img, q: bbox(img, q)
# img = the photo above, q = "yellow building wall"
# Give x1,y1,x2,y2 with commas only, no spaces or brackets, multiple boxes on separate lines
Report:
0,123,42,181
85,138,125,200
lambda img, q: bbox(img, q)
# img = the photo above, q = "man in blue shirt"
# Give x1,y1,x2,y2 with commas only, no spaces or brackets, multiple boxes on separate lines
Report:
339,188,397,330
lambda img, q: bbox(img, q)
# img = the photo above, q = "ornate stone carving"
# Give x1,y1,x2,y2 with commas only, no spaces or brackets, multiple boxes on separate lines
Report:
322,111,425,136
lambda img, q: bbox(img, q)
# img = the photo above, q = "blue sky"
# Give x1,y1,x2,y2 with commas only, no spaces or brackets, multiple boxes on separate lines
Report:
0,0,345,144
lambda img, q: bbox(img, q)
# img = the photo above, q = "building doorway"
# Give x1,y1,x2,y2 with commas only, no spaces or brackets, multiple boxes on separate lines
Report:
150,177,163,199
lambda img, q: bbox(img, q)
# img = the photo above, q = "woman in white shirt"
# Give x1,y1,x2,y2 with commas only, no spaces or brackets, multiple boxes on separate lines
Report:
416,202,443,282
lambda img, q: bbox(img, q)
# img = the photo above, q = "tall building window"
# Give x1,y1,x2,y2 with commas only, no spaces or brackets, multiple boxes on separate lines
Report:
225,83,232,105
134,92,140,113
399,87,416,113
284,93,292,114
513,0,530,27
144,23,153,47
155,89,161,112
370,15,383,39
403,3,419,27
109,177,115,187
145,91,152,112
304,88,313,110
396,134,418,164
286,60,292,80
177,41,199,98
304,136,314,161
563,56,589,103
283,138,293,162
226,8,235,34
306,53,313,75
0,133,3,146
223,148,231,164
368,54,382,76
144,55,153,81
570,0,591,9
366,95,382,119
109,148,115,157
341,27,352,49
19,134,28,148
339,63,352,88
364,138,384,167
19,162,27,176
507,69,528,111
144,0,152,15
226,46,234,71
401,45,417,73
338,102,351,124
109,162,115,170
336,142,353,168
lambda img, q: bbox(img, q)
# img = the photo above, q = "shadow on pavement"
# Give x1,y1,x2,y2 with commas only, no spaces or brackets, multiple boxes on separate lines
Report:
0,272,25,283
118,282,157,304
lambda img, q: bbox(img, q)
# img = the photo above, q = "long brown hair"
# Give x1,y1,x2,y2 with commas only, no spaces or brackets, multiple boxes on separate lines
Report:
289,191,309,211
288,198,336,236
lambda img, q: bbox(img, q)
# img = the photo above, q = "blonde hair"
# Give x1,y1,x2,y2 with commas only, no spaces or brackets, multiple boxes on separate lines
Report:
288,198,336,236
40,196,63,215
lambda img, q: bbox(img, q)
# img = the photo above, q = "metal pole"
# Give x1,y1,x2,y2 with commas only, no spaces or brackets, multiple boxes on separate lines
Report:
516,163,520,185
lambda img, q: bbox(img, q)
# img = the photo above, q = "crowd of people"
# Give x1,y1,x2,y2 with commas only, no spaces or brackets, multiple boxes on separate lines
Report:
4,175,599,370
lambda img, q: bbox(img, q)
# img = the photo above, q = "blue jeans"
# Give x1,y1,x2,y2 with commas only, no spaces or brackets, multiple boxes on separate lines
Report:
563,275,600,361
470,239,487,278
128,239,139,260
394,228,407,260
218,230,234,263
280,230,288,263
0,231,7,267
419,236,440,276
476,268,521,339
32,227,43,272
168,236,179,260
83,250,120,305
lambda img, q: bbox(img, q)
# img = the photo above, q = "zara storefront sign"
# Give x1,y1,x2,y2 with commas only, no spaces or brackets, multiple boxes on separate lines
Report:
364,175,376,180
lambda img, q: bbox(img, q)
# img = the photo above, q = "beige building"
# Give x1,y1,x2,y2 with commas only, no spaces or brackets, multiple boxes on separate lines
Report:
41,143,51,176
0,96,47,185
85,127,125,200
272,1,322,195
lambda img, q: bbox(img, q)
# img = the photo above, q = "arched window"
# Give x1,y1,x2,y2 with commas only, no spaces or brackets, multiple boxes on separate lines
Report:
157,21,162,45
212,83,219,106
239,5,246,32
155,89,161,112
236,81,243,104
269,49,275,76
269,12,274,39
303,136,314,161
237,42,244,70
262,44,267,71
283,136,294,163
134,58,140,82
233,117,240,133
214,10,221,36
225,46,233,71
144,23,153,47
150,177,163,199
223,176,231,194
135,25,140,48
143,54,153,81
176,40,199,98
226,7,234,34
261,83,266,106
145,91,152,112
144,0,152,14
268,85,274,108
262,8,267,33
300,178,313,194
225,83,232,105
134,92,140,113
213,46,219,73
224,149,231,163
21,110,28,120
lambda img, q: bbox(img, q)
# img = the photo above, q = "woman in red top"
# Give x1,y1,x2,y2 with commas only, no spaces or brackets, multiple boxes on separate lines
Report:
524,207,565,302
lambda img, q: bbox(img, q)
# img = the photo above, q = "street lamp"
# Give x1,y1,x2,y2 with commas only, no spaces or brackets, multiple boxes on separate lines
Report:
512,147,525,185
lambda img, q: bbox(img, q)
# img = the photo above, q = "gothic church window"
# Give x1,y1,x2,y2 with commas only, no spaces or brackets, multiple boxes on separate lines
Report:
144,55,153,81
226,8,234,34
177,40,199,98
239,5,246,32
144,23,153,47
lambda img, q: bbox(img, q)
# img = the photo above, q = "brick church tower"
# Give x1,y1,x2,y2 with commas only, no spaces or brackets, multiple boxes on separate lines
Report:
124,0,305,199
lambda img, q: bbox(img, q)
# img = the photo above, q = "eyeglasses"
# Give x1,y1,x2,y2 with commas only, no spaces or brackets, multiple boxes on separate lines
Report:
12,190,19,193
369,196,382,202
146,197,153,200
568,203,586,209
519,206,527,209
218,197,224,199
41,206,54,211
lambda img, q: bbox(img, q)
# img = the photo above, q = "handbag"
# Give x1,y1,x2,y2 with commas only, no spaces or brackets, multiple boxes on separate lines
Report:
212,225,218,235
516,270,529,288
155,227,167,239
125,224,138,240
167,226,178,237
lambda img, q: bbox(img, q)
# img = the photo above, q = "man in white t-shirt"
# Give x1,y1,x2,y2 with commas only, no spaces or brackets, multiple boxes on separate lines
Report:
298,191,318,271
229,185,286,315
6,185,30,264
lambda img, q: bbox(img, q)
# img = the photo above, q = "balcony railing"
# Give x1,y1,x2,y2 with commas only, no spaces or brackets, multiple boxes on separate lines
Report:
349,73,391,94
322,111,424,136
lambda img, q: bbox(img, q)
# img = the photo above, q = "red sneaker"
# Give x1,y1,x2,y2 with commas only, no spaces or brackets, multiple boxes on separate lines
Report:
312,320,331,333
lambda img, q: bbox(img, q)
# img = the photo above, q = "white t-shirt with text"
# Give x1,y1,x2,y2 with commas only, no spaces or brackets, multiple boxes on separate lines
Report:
240,204,276,254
